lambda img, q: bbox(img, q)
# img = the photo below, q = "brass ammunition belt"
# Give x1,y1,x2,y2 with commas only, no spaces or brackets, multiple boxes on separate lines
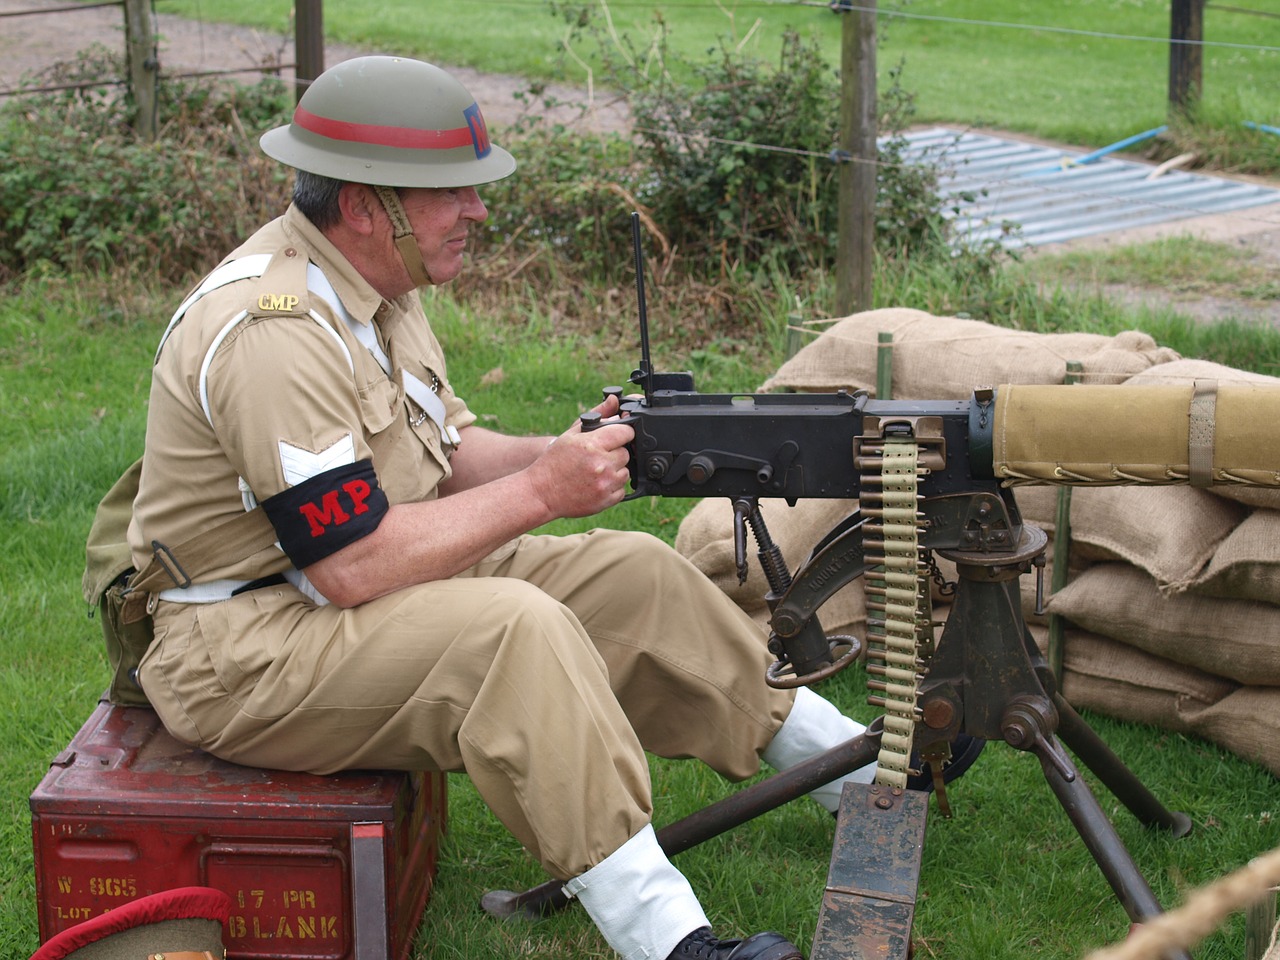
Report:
861,436,932,789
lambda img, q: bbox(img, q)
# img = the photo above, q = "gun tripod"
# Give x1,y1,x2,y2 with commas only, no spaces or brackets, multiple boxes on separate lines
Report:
805,523,1194,960
482,516,1191,960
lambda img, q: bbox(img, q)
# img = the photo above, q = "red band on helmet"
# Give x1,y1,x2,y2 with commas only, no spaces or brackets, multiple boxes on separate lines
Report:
294,104,477,151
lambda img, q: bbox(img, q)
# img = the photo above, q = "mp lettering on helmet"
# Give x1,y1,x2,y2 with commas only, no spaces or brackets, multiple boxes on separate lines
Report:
463,103,492,159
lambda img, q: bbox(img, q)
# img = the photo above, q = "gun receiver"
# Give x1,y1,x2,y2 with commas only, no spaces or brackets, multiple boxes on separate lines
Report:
609,385,1018,554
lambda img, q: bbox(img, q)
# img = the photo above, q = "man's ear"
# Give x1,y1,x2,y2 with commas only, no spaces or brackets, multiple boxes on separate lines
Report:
338,183,380,237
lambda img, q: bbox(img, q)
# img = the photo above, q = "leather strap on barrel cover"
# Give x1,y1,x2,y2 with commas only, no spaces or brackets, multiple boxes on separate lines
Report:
991,382,1280,488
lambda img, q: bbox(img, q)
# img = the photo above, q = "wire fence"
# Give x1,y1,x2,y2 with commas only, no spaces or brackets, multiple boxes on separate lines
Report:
0,0,303,99
5,0,1280,98
1,0,1277,241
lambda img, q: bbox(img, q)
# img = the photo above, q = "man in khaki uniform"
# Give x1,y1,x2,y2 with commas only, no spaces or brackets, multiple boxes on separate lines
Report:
130,56,879,960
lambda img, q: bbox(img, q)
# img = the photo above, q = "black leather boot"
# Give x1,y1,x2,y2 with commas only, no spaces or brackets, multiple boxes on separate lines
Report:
666,926,804,960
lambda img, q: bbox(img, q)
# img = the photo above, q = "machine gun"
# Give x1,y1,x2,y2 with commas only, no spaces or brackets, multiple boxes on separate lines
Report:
485,215,1280,959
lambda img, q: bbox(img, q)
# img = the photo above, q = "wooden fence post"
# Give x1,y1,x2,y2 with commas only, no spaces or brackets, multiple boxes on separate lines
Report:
835,0,877,318
123,0,158,140
295,0,325,102
1169,0,1205,118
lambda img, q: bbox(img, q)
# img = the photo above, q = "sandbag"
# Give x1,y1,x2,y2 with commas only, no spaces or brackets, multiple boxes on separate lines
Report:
1029,622,1240,718
1030,624,1279,777
1042,485,1242,592
1176,686,1280,779
1047,562,1280,685
1126,357,1280,388
765,309,1178,399
1186,508,1280,605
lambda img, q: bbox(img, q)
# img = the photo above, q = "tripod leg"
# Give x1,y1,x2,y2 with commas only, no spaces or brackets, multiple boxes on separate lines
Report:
481,730,882,920
1034,734,1193,960
1054,693,1193,838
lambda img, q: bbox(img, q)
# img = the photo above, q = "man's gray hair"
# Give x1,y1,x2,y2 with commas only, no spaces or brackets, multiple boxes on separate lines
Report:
292,170,345,230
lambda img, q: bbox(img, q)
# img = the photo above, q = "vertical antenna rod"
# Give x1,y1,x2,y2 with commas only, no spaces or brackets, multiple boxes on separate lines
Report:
630,211,653,401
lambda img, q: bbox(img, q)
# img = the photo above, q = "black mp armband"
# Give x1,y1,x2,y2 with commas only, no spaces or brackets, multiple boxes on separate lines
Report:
262,459,389,568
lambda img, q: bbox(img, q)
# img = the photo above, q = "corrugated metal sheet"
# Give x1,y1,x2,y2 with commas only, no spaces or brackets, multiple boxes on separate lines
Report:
895,127,1280,249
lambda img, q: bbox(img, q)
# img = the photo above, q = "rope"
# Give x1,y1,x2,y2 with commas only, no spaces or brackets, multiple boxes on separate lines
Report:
1083,846,1280,960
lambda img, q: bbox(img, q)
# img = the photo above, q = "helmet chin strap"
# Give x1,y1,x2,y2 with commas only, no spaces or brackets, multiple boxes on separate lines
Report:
373,185,434,288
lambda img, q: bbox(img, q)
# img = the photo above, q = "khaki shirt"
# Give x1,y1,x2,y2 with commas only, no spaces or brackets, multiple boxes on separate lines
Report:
129,205,476,584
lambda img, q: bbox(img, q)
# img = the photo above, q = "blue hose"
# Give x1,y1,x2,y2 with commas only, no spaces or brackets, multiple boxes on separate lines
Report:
1029,125,1168,176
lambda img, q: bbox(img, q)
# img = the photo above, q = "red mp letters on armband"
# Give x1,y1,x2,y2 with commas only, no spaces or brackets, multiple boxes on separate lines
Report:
263,460,389,568
298,477,375,537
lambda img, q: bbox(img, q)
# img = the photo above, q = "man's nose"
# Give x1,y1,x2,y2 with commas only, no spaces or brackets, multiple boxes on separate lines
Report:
460,186,488,222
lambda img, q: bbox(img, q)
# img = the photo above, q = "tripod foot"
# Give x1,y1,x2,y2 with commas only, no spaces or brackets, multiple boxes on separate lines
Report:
480,883,569,921
1054,693,1193,838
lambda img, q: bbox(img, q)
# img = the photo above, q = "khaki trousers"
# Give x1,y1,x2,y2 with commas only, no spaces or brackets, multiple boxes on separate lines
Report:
142,529,795,879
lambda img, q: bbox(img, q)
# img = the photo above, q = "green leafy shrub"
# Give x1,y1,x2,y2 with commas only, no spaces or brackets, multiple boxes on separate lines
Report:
474,13,951,293
0,47,291,284
473,106,642,282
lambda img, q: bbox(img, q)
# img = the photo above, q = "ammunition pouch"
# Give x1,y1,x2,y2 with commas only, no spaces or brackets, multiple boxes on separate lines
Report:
84,458,152,706
83,456,277,706
97,571,156,707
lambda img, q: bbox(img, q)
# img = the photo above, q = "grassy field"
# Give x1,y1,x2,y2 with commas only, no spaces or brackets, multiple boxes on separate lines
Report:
152,0,1280,150
3,268,1279,960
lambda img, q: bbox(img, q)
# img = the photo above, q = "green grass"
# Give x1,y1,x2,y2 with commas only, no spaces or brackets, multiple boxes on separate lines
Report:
1022,235,1280,303
3,273,1279,960
152,0,1280,151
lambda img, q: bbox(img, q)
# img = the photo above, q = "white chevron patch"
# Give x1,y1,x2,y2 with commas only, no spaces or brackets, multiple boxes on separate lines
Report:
278,435,356,487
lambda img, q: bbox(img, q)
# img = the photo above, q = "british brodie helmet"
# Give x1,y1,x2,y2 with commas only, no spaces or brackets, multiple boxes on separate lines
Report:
260,56,517,284
261,55,516,188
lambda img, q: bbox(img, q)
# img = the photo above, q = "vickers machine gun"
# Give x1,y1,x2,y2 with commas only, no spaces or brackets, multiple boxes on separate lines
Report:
485,216,1280,959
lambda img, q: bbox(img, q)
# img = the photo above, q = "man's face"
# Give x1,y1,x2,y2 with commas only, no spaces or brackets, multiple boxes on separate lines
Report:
398,186,489,285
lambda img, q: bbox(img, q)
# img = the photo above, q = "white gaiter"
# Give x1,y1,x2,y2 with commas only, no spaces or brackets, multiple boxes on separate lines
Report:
562,823,709,960
761,686,877,813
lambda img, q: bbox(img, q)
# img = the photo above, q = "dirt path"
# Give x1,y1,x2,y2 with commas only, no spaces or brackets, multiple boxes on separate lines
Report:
3,0,1277,327
0,0,629,133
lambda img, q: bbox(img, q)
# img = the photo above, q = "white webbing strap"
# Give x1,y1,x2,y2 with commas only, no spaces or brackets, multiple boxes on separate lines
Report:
163,253,453,443
307,264,457,445
306,264,392,372
157,254,273,360
156,254,355,606
158,578,260,604
155,253,461,605
403,370,458,445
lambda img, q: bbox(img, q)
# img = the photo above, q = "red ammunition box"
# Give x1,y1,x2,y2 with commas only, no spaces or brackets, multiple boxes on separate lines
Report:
30,698,446,960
